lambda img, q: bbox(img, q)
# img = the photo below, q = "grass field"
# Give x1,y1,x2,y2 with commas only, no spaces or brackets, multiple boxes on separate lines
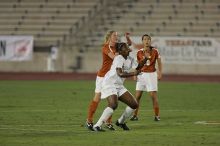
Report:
0,80,219,146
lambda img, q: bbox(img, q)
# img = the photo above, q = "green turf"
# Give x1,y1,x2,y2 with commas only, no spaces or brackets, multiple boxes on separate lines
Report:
0,80,219,146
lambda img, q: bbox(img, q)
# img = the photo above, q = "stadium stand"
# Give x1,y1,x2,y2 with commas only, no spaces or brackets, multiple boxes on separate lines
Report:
0,0,101,47
77,0,220,72
0,0,219,73
72,0,220,52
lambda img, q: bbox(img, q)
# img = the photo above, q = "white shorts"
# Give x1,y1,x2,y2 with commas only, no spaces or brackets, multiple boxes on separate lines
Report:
95,76,104,93
101,84,128,99
136,72,158,92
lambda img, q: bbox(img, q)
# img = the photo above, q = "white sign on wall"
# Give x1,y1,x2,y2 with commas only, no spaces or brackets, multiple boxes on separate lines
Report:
122,36,220,65
0,36,33,61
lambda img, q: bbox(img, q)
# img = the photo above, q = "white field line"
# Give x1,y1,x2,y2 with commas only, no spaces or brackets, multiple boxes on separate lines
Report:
0,124,84,132
0,124,79,127
0,127,68,132
0,121,219,132
194,121,220,125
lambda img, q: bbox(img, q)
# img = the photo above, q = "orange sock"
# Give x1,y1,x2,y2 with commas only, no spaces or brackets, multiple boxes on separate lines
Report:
87,100,99,123
154,107,159,117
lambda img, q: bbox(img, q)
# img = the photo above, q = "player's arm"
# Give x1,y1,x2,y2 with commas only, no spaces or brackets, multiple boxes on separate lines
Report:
125,32,132,46
116,68,140,78
157,57,162,80
125,33,143,50
116,56,149,78
133,43,144,50
135,52,150,70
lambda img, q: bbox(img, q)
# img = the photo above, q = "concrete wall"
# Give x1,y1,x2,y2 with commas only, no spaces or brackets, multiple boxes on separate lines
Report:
0,52,48,72
161,64,220,75
1,48,220,75
0,49,79,73
80,51,220,75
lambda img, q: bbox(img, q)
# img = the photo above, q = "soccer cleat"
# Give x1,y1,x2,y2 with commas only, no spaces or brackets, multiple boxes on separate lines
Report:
86,121,94,131
105,123,115,131
154,116,160,121
115,120,130,130
93,126,105,132
130,115,138,121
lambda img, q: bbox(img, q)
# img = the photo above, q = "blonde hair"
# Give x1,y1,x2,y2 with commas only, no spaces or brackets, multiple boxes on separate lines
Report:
104,30,115,44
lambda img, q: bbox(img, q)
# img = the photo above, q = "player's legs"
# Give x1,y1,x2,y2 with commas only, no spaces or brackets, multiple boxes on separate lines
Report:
87,76,110,124
86,92,114,130
104,94,116,130
131,78,146,120
86,76,103,131
149,91,160,121
86,92,101,123
93,94,118,131
116,91,138,130
119,91,138,109
131,90,143,120
146,72,160,121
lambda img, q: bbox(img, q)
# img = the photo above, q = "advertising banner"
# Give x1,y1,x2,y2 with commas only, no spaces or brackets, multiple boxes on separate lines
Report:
123,36,220,65
0,36,33,61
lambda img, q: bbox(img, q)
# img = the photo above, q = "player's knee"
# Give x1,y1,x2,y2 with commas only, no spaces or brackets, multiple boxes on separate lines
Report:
150,91,157,97
130,101,138,109
109,103,118,110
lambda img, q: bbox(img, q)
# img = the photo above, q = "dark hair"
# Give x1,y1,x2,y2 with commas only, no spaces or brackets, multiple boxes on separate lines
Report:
141,34,151,41
115,42,126,52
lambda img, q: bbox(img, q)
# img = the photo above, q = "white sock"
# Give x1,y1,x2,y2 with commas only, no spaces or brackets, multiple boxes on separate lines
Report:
93,107,114,127
118,106,134,124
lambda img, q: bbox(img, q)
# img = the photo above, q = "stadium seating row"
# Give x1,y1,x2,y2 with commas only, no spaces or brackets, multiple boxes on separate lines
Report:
0,0,219,72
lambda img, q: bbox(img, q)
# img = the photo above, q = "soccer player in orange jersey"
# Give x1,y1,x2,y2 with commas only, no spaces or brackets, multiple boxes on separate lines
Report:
86,31,132,131
130,34,162,121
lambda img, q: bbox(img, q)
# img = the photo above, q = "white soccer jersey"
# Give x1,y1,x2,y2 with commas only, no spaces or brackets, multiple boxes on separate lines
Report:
102,55,137,87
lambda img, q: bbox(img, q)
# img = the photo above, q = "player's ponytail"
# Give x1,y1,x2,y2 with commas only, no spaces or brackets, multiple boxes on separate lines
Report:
104,30,115,44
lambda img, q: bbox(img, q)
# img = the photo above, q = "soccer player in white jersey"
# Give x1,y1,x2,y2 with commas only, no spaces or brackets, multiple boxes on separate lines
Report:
92,42,150,131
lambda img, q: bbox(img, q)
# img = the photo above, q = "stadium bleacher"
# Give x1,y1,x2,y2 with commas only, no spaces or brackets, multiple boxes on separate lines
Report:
0,0,101,47
0,0,219,72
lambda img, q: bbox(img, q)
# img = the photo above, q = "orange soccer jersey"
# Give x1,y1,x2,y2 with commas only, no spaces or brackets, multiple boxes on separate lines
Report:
97,43,116,77
137,47,160,72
